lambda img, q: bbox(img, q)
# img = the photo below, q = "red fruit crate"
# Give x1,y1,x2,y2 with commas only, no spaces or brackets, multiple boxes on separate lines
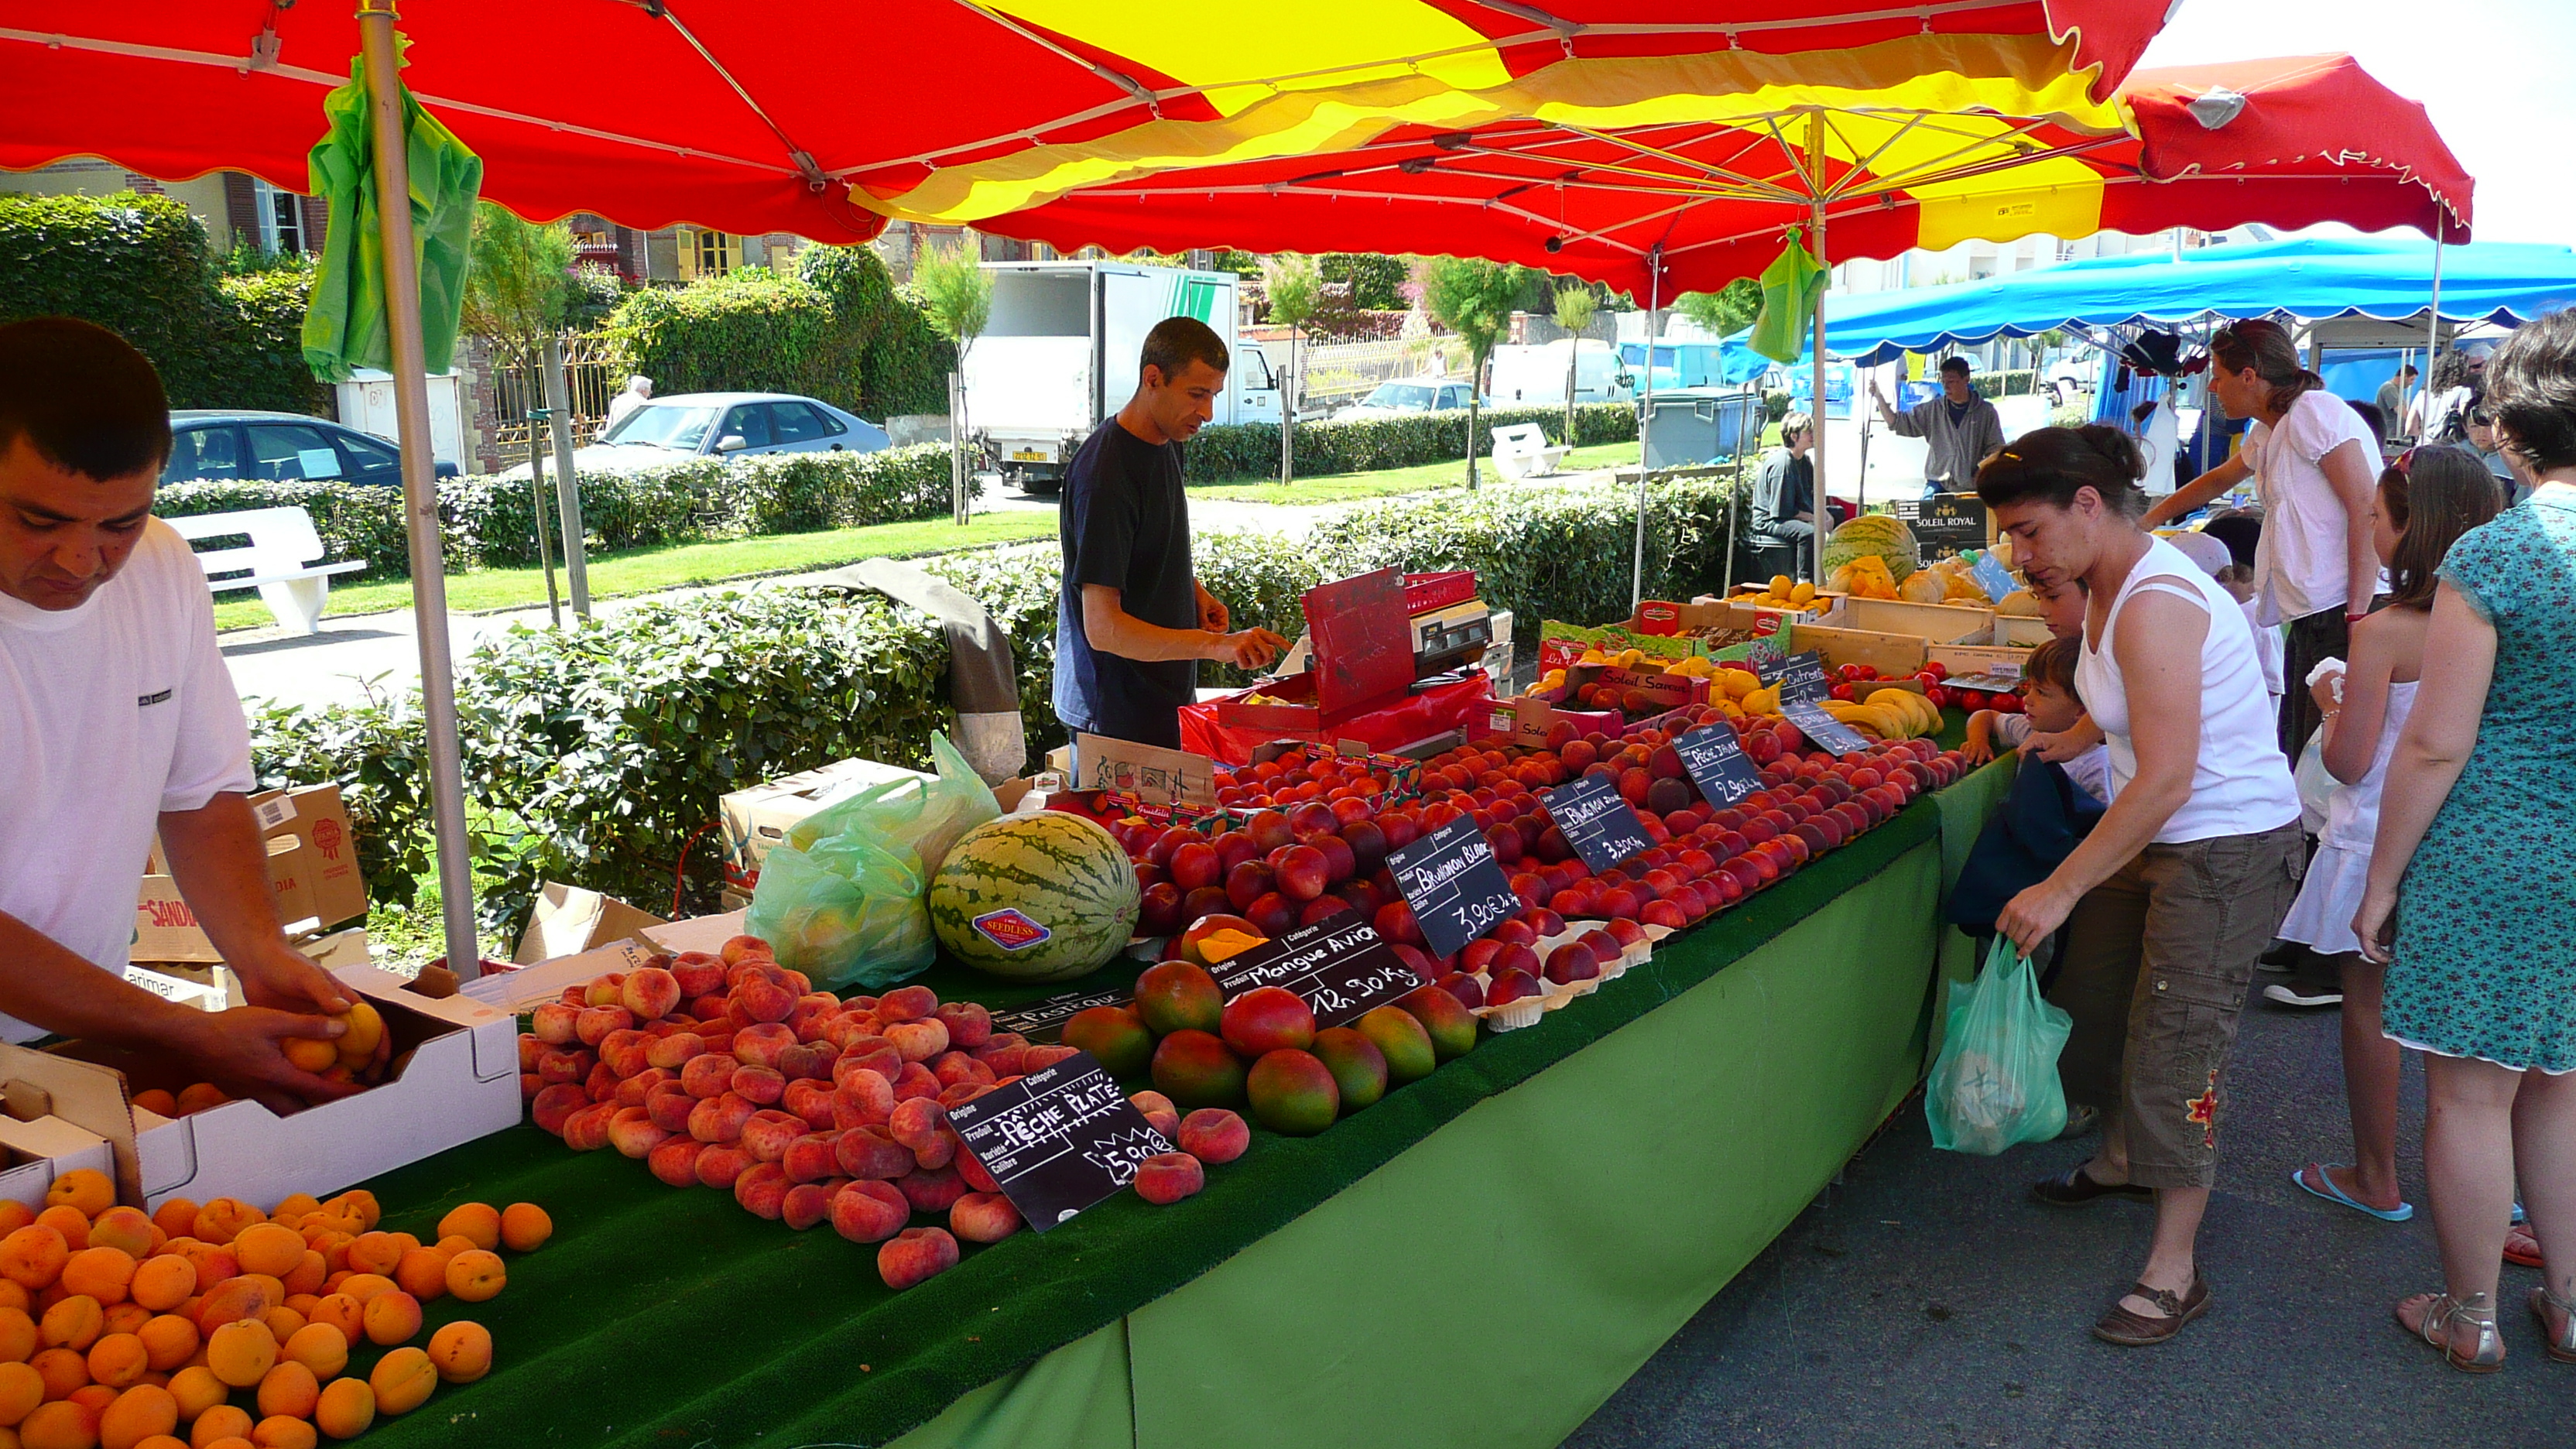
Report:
1403,571,1478,615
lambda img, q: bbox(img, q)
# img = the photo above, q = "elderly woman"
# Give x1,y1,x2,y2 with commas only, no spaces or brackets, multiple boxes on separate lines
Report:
1985,426,2304,1346
2355,310,2576,1373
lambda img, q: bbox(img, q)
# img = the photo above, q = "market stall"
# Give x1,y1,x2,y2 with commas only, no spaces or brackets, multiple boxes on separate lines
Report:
334,748,2011,1449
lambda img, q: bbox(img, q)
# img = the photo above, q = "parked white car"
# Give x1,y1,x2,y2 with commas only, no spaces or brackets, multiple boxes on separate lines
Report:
498,392,889,478
1331,378,1483,422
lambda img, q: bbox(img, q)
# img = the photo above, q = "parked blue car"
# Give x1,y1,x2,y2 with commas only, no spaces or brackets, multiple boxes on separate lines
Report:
161,410,460,487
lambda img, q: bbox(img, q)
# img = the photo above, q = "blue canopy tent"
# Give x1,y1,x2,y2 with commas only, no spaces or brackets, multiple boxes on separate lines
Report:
1819,236,2576,365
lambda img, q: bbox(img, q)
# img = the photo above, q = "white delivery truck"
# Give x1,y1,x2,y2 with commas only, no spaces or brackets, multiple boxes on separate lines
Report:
964,260,1281,492
1486,338,1636,409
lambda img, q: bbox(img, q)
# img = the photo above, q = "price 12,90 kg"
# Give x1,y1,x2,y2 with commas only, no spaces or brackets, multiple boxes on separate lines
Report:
1384,815,1523,961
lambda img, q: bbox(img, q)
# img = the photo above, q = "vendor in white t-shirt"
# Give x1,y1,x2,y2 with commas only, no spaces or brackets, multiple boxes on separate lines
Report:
0,318,361,1110
2143,319,2381,760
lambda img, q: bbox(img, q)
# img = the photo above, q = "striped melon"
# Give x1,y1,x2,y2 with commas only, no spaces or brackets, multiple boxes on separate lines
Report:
1820,514,1922,580
928,813,1141,982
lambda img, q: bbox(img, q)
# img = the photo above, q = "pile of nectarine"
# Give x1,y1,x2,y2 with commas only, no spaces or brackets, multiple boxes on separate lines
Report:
526,933,1081,1292
0,1170,539,1446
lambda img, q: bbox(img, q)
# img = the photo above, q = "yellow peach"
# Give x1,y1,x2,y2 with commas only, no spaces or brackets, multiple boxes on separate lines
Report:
423,1321,489,1385
163,1366,222,1423
0,1307,36,1364
33,1208,87,1255
433,1205,498,1253
186,1204,260,1250
302,1298,358,1348
60,1250,135,1307
441,1252,503,1304
310,1378,371,1441
252,1362,315,1422
223,1229,296,1286
356,1293,416,1349
85,1214,153,1263
18,1398,101,1449
0,1229,69,1293
251,1416,314,1449
101,1303,150,1338
39,1296,101,1353
125,1261,193,1317
0,1204,34,1238
98,1382,177,1449
42,1173,111,1221
388,1252,444,1304
203,1321,274,1389
0,1358,41,1425
84,1332,148,1389
276,1324,343,1384
364,1348,433,1416
497,1204,551,1253
134,1318,194,1375
146,1205,196,1248
28,1345,88,1402
187,1402,252,1447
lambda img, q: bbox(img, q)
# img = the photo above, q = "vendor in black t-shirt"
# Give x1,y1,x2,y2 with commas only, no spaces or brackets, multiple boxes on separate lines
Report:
1053,317,1286,748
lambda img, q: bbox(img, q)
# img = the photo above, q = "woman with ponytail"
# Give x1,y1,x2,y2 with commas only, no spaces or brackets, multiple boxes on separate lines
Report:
1983,425,2304,1348
2144,318,2383,759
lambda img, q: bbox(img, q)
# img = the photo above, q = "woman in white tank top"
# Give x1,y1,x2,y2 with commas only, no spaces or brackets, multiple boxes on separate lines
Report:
1982,426,2304,1348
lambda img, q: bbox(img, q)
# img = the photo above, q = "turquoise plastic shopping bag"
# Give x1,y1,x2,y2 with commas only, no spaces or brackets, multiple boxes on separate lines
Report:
1926,935,2073,1154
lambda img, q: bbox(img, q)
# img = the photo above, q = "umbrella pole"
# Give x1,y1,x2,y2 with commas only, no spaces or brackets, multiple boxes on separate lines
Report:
1807,115,1829,586
1632,245,1660,611
543,334,591,618
358,0,480,979
2423,217,2444,436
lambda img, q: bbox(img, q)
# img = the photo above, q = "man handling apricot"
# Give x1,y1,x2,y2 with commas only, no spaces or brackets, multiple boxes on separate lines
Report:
1054,316,1286,750
0,317,359,1109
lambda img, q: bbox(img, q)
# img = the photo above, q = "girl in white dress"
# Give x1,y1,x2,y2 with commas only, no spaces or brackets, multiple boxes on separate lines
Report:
2283,446,2500,1222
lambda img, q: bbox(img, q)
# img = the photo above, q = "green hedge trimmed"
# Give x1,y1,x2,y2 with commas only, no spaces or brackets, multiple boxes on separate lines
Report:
1184,402,1638,482
246,474,1746,927
155,446,964,581
0,192,325,413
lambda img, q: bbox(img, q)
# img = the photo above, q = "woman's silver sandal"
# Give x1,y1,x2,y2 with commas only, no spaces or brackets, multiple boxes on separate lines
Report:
2398,1291,2504,1373
2532,1286,2576,1365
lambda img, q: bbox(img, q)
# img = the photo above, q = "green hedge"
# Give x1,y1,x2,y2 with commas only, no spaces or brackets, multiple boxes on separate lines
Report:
598,245,954,422
0,192,324,413
155,446,964,581
246,475,1745,927
1184,402,1638,482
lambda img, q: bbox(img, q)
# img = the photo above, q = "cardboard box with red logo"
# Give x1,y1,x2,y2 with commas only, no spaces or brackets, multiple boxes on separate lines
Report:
134,785,366,964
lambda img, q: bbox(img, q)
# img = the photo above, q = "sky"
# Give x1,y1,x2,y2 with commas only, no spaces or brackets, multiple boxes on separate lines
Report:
2136,0,2576,245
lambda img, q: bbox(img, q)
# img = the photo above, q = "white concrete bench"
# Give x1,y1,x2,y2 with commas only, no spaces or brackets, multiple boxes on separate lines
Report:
166,508,366,635
1489,422,1571,480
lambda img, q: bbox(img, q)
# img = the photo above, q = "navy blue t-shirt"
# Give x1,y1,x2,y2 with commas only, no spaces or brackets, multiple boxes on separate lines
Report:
1053,419,1196,748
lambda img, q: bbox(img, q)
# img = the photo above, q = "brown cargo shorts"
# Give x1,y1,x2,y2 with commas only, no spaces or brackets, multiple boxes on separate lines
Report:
2047,822,2305,1190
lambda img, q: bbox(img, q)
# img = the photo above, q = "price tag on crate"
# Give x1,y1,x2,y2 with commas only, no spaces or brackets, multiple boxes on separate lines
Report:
1674,723,1766,809
988,988,1131,1045
1384,815,1522,961
1758,649,1831,703
944,1050,1173,1233
1540,773,1655,874
1782,697,1870,755
1208,916,1425,1029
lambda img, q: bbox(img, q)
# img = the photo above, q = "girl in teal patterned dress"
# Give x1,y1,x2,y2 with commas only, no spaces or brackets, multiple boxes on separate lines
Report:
2356,311,2576,1373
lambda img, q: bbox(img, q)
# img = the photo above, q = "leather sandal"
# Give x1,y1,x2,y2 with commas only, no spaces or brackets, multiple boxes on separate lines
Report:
2396,1291,2504,1373
2033,1166,2152,1208
2092,1277,2210,1346
2533,1286,2576,1365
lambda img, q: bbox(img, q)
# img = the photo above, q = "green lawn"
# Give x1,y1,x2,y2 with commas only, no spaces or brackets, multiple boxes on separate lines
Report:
211,510,1059,632
1184,442,1640,504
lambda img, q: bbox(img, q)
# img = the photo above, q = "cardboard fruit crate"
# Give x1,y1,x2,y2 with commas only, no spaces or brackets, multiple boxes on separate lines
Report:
1818,596,1995,644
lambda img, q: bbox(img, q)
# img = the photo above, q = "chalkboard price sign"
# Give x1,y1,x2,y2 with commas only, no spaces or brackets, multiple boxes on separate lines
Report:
1384,815,1523,960
1783,697,1870,755
1673,723,1766,808
1209,916,1425,1029
988,988,1132,1044
944,1050,1174,1234
1758,649,1831,703
1541,773,1655,874
1914,494,1990,556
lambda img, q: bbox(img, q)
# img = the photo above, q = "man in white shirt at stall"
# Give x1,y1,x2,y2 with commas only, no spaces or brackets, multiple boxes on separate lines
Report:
0,317,361,1110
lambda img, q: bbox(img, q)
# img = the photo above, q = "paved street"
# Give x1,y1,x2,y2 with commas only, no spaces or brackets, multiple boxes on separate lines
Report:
1563,990,2574,1448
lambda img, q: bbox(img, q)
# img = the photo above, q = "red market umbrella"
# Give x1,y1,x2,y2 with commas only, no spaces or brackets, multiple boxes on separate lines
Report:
0,1,2171,246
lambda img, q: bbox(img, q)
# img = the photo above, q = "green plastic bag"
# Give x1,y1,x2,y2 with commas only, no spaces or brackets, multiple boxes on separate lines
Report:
1926,935,2073,1154
745,733,999,989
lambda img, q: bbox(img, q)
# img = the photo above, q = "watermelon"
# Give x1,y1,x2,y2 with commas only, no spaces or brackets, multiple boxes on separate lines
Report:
1820,514,1922,581
928,813,1142,982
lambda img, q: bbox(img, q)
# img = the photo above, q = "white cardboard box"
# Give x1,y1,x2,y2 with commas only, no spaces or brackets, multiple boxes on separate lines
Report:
463,910,751,1015
121,965,519,1212
0,1043,146,1208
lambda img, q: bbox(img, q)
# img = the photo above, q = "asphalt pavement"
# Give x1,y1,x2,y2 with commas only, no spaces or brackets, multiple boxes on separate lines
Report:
1561,985,2576,1448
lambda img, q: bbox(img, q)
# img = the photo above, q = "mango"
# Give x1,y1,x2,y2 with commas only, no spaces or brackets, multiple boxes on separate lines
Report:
1307,1028,1386,1113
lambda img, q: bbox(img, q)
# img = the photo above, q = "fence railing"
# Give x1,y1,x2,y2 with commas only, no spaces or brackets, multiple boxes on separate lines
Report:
488,332,619,460
1294,335,1468,405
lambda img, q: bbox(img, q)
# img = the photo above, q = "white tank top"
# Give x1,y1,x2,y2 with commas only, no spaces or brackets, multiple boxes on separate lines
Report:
2322,679,2416,851
2076,536,2302,844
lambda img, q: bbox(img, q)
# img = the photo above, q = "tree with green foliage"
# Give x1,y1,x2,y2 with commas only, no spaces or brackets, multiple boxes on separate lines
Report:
1675,276,1762,340
1419,255,1533,488
912,244,992,524
460,201,574,365
1263,253,1321,485
1550,283,1597,444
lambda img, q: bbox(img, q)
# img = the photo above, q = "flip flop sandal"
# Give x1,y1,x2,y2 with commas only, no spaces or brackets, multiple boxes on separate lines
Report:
2094,1278,2210,1346
2505,1225,2543,1269
2033,1166,2151,1208
2291,1163,2413,1222
2397,1291,2503,1373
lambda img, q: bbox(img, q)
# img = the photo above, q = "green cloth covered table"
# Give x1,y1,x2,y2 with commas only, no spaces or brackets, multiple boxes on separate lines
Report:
348,759,2011,1449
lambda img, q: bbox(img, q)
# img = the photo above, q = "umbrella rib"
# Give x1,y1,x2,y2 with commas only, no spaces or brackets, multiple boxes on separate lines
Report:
654,3,827,187
1540,124,1809,204
1841,129,2129,202
0,25,797,176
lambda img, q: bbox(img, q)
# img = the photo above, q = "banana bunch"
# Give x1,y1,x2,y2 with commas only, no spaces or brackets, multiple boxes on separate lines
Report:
1822,687,1941,741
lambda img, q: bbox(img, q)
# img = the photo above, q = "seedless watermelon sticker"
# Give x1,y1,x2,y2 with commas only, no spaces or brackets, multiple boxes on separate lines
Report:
971,909,1053,952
